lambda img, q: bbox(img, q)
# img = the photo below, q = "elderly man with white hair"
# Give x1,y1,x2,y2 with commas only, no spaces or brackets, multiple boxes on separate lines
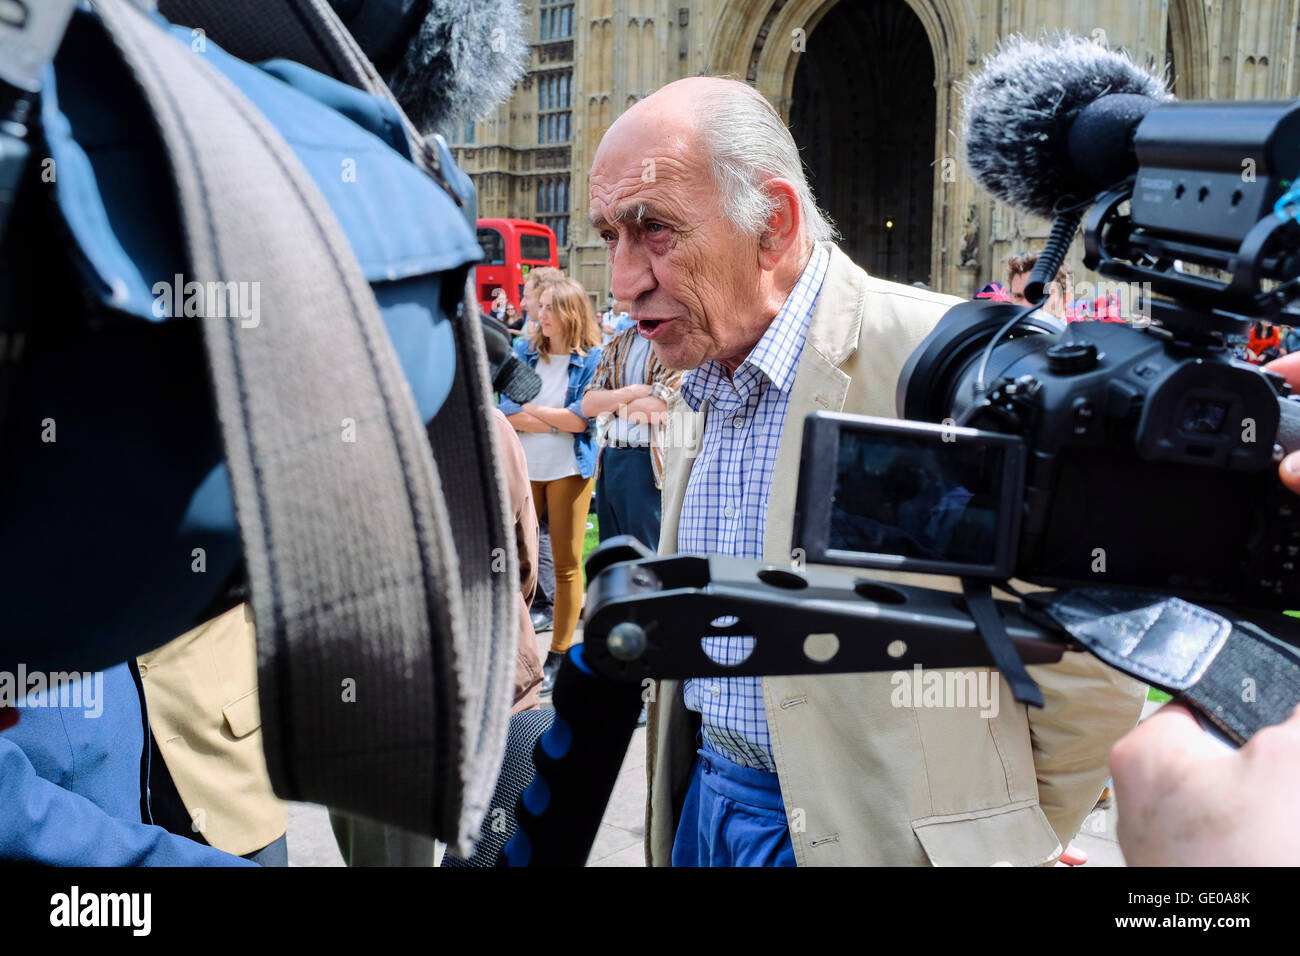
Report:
588,76,1147,867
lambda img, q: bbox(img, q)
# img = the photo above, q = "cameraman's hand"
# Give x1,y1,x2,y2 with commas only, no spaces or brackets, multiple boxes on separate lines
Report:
1265,353,1300,493
1109,701,1300,865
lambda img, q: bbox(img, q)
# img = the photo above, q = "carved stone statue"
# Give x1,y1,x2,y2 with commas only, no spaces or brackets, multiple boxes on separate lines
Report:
959,202,980,268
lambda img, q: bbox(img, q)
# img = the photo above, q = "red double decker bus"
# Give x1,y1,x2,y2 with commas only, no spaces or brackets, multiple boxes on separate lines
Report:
474,218,559,313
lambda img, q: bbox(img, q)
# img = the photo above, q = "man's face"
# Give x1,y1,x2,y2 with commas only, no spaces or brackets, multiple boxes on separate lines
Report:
1008,270,1064,318
589,120,771,371
521,279,540,318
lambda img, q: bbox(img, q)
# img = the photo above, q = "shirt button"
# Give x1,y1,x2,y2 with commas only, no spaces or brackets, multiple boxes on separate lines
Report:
732,416,745,428
723,505,735,518
711,685,721,697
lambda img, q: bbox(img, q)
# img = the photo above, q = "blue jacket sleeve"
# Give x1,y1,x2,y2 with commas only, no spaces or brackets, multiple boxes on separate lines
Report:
0,737,257,866
565,348,603,426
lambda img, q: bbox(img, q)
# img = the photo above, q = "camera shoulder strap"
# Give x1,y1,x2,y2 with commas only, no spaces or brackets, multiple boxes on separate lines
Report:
150,0,520,836
95,0,512,853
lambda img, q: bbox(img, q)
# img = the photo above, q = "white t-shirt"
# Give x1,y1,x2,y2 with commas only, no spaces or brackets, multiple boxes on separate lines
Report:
518,352,580,481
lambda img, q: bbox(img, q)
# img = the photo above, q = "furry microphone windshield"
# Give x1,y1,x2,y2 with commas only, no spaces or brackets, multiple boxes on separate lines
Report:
386,0,530,137
960,34,1172,219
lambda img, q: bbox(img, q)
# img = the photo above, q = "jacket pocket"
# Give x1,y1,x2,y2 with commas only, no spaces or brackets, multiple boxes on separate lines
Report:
221,689,262,739
912,800,1061,866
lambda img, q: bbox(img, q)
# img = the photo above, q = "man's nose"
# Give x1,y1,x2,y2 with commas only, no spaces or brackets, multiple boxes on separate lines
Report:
609,238,655,305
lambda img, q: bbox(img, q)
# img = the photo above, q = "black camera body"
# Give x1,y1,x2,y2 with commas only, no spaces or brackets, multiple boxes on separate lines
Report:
893,301,1300,607
792,92,1300,611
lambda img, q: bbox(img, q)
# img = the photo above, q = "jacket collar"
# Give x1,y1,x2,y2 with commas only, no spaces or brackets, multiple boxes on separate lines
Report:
803,240,868,369
761,242,865,563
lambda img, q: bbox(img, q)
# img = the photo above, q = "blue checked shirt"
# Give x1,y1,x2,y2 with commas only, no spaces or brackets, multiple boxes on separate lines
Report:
678,244,829,771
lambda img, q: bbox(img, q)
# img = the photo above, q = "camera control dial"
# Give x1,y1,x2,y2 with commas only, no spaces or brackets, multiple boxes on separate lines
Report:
1046,341,1100,374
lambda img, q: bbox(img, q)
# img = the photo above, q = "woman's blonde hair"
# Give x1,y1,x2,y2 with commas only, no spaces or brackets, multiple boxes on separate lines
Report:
530,276,601,357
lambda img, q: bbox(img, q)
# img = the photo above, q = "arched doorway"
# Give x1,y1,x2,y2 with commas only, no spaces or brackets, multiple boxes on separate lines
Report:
789,0,936,284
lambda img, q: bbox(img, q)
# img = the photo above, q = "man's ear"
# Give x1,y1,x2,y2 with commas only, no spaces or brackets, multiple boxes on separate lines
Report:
756,178,803,271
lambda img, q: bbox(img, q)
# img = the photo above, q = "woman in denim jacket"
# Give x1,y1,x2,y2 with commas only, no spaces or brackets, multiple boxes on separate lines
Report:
499,276,602,689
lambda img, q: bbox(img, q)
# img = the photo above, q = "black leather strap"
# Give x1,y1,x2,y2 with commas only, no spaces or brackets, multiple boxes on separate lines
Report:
1022,588,1300,744
962,578,1044,707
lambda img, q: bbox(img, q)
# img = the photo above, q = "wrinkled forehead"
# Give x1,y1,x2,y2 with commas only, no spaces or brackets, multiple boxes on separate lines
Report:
589,114,714,225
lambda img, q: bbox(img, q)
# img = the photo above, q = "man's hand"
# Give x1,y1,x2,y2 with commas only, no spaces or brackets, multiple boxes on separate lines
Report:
1110,702,1300,865
581,383,652,419
1265,352,1300,492
623,396,668,426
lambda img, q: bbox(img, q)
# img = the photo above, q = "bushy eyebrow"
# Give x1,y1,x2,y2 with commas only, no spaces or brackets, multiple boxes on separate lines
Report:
589,202,669,230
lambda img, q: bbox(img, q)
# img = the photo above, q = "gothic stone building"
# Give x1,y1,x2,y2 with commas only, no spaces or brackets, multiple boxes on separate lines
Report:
449,0,1300,308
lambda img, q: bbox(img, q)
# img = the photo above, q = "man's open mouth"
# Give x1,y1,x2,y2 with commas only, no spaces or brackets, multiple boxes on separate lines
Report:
638,317,672,339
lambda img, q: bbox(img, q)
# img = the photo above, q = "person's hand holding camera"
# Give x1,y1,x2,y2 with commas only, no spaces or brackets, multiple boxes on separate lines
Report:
1108,349,1300,865
1270,352,1300,494
1111,701,1300,865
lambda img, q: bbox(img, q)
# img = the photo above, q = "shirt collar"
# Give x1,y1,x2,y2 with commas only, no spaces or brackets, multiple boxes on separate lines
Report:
681,243,830,410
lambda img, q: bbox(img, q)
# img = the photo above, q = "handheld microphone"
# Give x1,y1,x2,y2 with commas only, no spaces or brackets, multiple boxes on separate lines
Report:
960,35,1173,303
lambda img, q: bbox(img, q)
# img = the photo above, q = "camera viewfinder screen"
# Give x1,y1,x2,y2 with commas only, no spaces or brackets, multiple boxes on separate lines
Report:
830,430,1007,567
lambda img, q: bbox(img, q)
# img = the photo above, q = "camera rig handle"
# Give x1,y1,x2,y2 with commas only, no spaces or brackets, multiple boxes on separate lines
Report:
577,538,1069,684
502,536,1068,866
507,538,1300,865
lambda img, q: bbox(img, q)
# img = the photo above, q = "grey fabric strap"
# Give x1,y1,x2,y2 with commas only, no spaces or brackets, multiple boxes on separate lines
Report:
157,0,520,836
1023,588,1300,745
96,0,512,853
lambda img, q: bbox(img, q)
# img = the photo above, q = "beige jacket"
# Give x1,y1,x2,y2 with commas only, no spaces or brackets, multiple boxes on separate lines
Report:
138,604,286,856
646,242,1147,866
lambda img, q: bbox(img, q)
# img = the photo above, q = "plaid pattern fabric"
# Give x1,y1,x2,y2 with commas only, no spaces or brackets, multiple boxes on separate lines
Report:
678,244,829,771
585,327,683,489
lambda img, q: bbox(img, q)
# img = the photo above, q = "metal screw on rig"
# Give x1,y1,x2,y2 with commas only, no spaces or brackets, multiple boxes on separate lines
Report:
629,568,656,589
607,622,647,661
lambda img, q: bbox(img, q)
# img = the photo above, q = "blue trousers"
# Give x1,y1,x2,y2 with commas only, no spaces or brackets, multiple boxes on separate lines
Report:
671,744,796,867
595,446,661,551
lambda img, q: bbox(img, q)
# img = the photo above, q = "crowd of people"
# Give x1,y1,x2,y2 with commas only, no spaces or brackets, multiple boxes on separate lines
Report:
6,0,1299,875
977,251,1300,368
486,265,681,708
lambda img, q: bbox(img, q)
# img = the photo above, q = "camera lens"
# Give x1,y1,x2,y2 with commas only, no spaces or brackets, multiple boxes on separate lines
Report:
897,300,1064,424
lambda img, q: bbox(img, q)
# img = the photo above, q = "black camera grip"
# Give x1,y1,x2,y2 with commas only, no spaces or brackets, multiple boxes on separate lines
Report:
1275,396,1300,457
